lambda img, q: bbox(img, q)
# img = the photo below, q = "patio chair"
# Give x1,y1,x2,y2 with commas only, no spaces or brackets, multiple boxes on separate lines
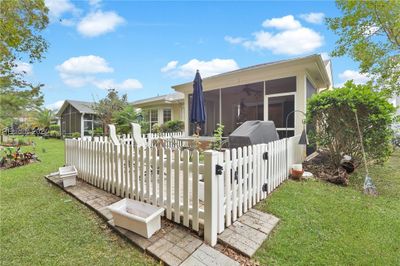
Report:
131,123,147,147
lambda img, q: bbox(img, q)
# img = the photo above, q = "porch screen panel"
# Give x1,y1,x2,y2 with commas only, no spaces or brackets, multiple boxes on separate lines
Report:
221,82,263,136
188,90,221,136
265,76,296,95
268,95,295,139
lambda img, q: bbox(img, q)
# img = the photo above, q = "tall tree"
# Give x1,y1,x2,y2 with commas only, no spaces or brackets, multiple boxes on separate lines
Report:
93,89,128,134
327,0,400,94
0,0,49,129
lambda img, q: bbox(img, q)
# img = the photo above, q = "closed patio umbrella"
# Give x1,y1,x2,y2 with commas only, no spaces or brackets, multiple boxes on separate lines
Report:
190,70,206,135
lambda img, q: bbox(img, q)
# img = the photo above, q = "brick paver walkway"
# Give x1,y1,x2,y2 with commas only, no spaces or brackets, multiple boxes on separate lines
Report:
45,173,238,266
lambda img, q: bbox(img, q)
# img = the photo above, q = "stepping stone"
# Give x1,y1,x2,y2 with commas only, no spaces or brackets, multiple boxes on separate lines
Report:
218,221,266,257
218,209,280,257
180,244,239,266
147,227,202,266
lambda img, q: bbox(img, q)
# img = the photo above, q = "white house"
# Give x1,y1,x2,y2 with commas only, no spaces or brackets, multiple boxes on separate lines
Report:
172,54,333,140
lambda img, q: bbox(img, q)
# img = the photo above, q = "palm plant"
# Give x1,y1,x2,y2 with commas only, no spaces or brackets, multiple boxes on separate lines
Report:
35,108,54,128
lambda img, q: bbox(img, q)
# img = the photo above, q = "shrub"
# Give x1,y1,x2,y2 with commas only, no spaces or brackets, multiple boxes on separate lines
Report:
307,81,397,168
140,121,150,134
49,124,60,131
48,130,60,138
93,127,103,136
151,123,161,133
71,132,81,138
160,120,184,133
212,123,224,151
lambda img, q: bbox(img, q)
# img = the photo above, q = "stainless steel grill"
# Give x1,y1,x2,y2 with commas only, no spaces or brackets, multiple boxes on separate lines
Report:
228,120,279,149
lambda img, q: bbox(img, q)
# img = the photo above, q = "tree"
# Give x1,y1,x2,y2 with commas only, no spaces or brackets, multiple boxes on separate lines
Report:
326,0,400,95
307,81,396,168
93,89,128,134
0,0,49,129
35,108,55,128
112,105,139,134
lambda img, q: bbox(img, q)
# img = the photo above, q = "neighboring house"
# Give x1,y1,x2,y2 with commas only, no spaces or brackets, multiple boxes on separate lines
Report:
131,92,184,130
172,54,333,140
56,100,99,137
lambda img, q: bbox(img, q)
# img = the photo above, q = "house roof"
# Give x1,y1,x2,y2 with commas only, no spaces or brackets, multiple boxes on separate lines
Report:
56,100,96,116
172,54,332,92
131,92,184,108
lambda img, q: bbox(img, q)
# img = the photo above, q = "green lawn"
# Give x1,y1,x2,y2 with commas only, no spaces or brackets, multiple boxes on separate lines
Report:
2,137,399,265
256,150,400,265
0,137,156,265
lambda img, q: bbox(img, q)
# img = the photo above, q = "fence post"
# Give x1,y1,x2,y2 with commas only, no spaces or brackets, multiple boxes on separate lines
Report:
204,150,219,246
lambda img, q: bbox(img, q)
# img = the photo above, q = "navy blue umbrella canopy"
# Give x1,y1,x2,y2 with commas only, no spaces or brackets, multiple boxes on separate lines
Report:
190,70,206,129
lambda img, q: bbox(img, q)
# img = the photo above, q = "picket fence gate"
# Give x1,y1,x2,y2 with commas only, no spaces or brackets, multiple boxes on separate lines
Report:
65,134,305,246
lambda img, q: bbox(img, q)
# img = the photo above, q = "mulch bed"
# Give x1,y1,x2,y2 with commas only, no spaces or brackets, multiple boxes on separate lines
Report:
303,151,353,186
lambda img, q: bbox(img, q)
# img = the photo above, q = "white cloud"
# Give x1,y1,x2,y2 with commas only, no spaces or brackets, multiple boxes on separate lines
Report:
161,61,178,72
56,55,142,90
93,79,143,90
262,15,301,30
299,12,325,24
224,36,246,44
243,28,323,55
45,0,80,19
88,0,101,7
56,55,113,75
14,61,33,76
77,10,125,37
337,70,370,87
226,15,324,55
47,100,65,111
162,58,239,78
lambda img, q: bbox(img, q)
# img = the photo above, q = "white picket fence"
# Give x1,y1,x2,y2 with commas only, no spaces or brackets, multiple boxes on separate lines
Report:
64,134,305,246
116,132,185,147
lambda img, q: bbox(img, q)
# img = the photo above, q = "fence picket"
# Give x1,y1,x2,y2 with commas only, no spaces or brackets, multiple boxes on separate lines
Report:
192,150,199,231
224,150,232,227
152,147,158,205
174,149,181,223
183,150,189,227
243,146,248,213
231,148,238,222
166,149,172,219
159,147,165,207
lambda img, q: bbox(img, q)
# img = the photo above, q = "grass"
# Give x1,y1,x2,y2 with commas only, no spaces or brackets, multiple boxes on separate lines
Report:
255,150,400,265
0,137,156,265
2,137,399,265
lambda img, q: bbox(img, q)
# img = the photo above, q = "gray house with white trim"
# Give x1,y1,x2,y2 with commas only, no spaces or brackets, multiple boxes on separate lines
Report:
56,100,99,137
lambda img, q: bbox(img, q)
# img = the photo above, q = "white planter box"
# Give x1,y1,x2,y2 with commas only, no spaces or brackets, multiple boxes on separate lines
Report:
107,198,164,238
59,165,77,187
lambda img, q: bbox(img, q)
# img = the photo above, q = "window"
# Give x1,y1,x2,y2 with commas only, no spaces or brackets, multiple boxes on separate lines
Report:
163,109,172,123
150,109,158,129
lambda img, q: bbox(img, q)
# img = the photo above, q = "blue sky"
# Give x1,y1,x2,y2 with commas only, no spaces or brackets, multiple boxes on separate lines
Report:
20,0,369,110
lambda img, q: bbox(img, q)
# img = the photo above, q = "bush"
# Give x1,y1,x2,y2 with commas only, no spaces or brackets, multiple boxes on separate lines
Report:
151,123,161,133
307,81,397,168
49,124,60,131
48,130,60,138
71,132,81,138
160,120,184,133
139,121,150,134
93,127,103,136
